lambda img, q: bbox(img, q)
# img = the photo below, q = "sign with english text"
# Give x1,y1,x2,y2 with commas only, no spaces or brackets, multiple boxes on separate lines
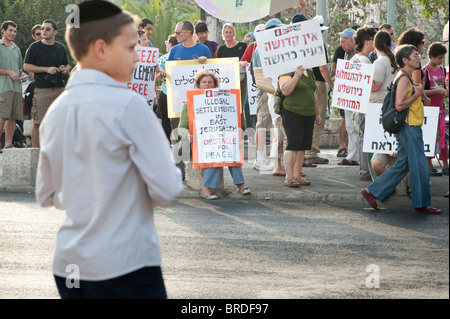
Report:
331,59,374,114
254,19,326,78
166,58,240,118
127,46,159,108
187,89,243,169
363,103,439,157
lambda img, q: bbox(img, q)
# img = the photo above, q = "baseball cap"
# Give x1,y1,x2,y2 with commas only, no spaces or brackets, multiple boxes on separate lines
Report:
338,28,356,38
312,15,329,31
265,18,283,29
254,24,265,32
291,14,307,23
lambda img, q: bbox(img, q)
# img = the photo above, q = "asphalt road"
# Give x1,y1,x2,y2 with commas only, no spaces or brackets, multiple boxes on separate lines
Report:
0,192,448,299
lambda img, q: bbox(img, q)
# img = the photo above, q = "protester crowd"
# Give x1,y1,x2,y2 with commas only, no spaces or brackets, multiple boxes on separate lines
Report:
1,0,448,300
1,7,448,201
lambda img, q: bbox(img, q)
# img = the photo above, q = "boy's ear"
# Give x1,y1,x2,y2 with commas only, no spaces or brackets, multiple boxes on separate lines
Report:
92,39,108,61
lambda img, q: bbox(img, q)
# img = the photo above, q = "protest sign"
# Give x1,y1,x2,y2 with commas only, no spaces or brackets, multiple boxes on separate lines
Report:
187,89,243,169
166,58,240,118
331,59,374,114
246,65,258,115
254,19,326,78
127,46,159,108
363,103,439,157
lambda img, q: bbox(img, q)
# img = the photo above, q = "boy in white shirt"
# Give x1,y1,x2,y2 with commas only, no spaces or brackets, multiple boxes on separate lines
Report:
35,0,182,299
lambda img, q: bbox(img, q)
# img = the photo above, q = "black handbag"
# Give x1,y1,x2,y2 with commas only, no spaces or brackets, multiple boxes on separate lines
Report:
381,73,412,134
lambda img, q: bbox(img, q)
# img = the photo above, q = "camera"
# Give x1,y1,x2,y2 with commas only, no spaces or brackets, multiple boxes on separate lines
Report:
43,73,60,85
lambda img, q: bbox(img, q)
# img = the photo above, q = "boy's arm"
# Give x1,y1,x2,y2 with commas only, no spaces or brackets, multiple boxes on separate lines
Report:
125,96,182,208
36,150,63,209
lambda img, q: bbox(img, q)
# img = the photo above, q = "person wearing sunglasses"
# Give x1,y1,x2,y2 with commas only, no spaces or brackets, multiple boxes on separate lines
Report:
24,19,69,148
167,20,212,63
31,24,42,42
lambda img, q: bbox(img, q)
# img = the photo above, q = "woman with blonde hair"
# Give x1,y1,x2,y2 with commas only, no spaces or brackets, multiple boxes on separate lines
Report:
217,23,248,60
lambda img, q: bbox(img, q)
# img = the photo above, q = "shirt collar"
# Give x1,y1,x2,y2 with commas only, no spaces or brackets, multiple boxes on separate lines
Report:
66,69,128,90
0,40,18,49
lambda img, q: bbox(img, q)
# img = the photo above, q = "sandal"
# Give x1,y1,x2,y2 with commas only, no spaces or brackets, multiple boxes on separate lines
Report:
303,160,317,167
338,159,359,166
295,176,311,185
285,178,300,187
307,156,329,164
0,144,14,153
337,148,347,157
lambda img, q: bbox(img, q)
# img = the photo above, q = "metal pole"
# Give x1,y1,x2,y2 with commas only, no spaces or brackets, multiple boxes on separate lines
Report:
316,0,327,45
387,0,396,30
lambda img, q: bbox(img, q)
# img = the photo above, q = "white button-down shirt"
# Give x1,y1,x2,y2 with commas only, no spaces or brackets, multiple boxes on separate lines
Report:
36,69,182,280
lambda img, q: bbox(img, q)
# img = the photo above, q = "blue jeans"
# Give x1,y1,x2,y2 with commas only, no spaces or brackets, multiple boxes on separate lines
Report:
203,167,245,188
367,124,431,208
54,266,167,299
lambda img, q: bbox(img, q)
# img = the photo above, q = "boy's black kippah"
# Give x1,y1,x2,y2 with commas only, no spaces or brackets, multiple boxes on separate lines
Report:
78,0,122,24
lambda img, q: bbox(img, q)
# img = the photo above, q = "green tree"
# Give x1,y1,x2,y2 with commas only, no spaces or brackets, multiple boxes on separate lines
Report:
122,0,201,55
0,0,81,63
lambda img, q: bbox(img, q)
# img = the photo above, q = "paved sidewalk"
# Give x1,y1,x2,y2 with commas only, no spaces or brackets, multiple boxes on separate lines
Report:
1,148,448,208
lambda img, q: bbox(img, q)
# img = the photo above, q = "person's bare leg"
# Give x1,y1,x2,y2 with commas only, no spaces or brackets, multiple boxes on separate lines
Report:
32,123,40,148
293,151,305,178
284,150,297,181
4,119,15,147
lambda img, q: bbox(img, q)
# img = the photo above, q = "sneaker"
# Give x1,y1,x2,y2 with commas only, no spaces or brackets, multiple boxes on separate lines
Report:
429,168,442,177
200,192,218,200
253,159,273,171
442,168,449,176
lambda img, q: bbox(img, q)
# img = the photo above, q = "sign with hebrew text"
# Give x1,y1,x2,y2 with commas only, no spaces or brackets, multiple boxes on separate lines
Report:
254,19,326,78
363,103,439,157
166,58,240,118
331,59,374,114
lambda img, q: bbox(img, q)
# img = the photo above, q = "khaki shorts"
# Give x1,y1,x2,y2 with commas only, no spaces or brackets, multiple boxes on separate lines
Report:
32,87,65,124
255,92,272,130
0,91,23,120
371,153,397,169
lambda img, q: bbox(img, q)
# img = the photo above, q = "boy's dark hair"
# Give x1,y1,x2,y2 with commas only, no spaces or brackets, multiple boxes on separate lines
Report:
397,27,425,48
395,44,417,68
380,23,392,30
139,18,153,28
66,11,134,61
1,20,17,31
427,41,447,58
374,30,398,73
43,19,58,30
353,26,377,53
195,21,208,34
31,24,41,35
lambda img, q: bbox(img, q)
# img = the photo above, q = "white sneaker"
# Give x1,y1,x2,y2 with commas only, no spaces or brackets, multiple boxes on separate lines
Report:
253,159,273,171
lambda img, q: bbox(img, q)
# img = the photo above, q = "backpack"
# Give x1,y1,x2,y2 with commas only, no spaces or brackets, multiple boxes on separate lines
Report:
381,73,412,134
23,81,35,118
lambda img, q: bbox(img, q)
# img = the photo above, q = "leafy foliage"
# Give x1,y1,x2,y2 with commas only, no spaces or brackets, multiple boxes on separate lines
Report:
0,0,81,63
122,0,201,55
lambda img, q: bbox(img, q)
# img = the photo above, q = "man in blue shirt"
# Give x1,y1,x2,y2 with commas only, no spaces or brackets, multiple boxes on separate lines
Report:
168,20,212,62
